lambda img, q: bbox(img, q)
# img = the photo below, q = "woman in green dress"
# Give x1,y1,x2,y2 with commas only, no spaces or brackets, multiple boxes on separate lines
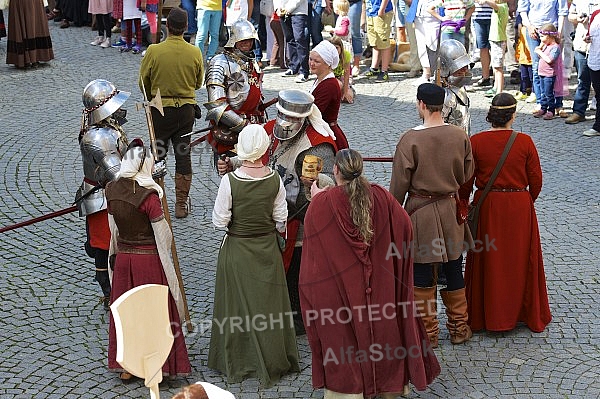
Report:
209,124,299,387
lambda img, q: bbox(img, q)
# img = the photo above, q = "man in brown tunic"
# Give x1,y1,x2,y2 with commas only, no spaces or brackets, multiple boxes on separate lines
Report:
390,83,474,348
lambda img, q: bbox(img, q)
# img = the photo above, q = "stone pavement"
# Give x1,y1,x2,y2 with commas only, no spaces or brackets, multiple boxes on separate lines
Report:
0,21,599,399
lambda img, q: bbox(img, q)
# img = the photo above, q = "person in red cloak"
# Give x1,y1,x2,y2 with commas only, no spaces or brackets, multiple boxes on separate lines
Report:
299,149,440,398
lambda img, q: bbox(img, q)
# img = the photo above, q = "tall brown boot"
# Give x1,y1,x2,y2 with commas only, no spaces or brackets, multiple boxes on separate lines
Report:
414,286,439,348
440,288,473,344
174,173,192,218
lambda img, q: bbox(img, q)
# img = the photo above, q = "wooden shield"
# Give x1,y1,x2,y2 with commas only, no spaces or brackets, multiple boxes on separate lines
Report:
111,284,174,391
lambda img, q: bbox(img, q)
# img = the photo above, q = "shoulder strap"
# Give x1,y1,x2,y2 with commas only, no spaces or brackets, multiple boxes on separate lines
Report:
473,130,518,209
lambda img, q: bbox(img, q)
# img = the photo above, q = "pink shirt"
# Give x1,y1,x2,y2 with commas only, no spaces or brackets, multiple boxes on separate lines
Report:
537,42,560,77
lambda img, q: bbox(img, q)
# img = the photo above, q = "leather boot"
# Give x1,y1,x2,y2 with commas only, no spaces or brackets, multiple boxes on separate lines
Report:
414,286,439,348
174,173,192,218
440,288,473,344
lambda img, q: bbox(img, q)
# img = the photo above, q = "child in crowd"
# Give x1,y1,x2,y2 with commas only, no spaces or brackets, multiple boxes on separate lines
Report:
330,0,351,46
330,35,355,103
533,23,563,120
514,15,533,101
121,0,143,53
89,1,113,48
483,0,509,98
139,0,159,45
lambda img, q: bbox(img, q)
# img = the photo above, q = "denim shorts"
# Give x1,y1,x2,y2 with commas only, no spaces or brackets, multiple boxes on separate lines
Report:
473,19,491,49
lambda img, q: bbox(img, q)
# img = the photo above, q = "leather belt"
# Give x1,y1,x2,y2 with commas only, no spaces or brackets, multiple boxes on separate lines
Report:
489,188,527,192
409,192,456,199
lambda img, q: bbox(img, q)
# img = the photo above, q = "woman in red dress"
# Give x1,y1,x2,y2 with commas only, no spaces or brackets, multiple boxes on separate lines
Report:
459,93,552,333
105,139,191,380
308,40,349,149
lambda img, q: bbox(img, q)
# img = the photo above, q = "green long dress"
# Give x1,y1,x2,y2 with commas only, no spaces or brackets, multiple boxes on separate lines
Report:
208,171,300,387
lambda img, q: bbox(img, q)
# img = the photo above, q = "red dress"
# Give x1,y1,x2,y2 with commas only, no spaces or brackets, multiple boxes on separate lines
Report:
459,130,551,333
311,76,349,149
300,184,440,396
107,191,191,376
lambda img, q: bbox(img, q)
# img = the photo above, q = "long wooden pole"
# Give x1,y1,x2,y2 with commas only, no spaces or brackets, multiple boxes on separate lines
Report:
139,83,194,333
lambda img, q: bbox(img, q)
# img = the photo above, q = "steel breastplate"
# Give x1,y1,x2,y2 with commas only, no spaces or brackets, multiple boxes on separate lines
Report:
443,86,471,136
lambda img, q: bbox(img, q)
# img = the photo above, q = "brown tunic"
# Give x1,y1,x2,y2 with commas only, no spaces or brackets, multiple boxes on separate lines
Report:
390,124,474,263
105,179,158,247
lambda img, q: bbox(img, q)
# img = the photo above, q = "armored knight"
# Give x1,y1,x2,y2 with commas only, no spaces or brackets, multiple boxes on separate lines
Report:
76,79,130,310
437,39,473,136
263,89,339,335
204,18,267,157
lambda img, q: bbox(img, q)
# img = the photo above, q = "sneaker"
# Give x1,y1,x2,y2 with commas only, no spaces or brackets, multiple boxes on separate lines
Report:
90,36,104,46
582,128,600,136
141,50,147,57
100,38,111,48
590,97,597,111
484,88,497,98
111,25,121,33
473,77,492,87
532,109,546,118
282,69,294,77
295,74,308,83
375,71,389,82
555,108,569,118
112,38,127,48
120,45,132,53
565,113,586,124
513,91,527,101
352,66,360,77
365,67,380,78
543,111,555,120
525,93,537,103
132,45,142,54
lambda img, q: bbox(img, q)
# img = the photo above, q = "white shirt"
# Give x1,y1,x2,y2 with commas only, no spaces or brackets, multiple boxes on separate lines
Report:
588,13,600,70
212,169,288,232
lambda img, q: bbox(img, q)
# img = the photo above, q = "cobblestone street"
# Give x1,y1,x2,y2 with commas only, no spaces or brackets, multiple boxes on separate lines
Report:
0,19,599,399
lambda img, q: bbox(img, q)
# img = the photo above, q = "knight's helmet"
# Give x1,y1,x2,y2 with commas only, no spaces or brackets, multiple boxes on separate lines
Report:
438,39,472,87
82,79,131,126
273,89,314,141
225,18,259,48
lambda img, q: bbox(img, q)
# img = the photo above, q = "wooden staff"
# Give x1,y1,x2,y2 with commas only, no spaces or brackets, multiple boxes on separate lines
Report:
137,82,194,333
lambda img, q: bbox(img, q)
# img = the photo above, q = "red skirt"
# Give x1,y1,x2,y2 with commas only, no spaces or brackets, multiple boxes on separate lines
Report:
108,252,191,376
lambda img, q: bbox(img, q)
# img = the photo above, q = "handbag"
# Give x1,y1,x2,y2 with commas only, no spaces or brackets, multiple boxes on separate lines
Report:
468,130,518,238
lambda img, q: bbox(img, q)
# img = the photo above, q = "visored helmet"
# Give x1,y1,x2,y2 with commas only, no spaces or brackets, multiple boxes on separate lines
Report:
82,79,130,125
438,39,470,78
273,90,314,141
225,18,259,48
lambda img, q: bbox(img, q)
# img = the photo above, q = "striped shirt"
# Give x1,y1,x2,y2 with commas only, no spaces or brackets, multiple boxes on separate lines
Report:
473,4,493,20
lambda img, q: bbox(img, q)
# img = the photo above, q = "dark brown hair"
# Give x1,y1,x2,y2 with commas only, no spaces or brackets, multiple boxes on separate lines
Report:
486,92,517,128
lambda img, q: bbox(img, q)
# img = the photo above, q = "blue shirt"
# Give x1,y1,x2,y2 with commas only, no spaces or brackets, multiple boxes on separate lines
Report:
517,0,569,28
366,0,394,17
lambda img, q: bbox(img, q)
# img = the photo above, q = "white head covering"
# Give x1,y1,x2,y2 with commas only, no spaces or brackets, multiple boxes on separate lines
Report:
196,382,236,398
235,124,270,162
312,40,339,69
119,140,164,199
